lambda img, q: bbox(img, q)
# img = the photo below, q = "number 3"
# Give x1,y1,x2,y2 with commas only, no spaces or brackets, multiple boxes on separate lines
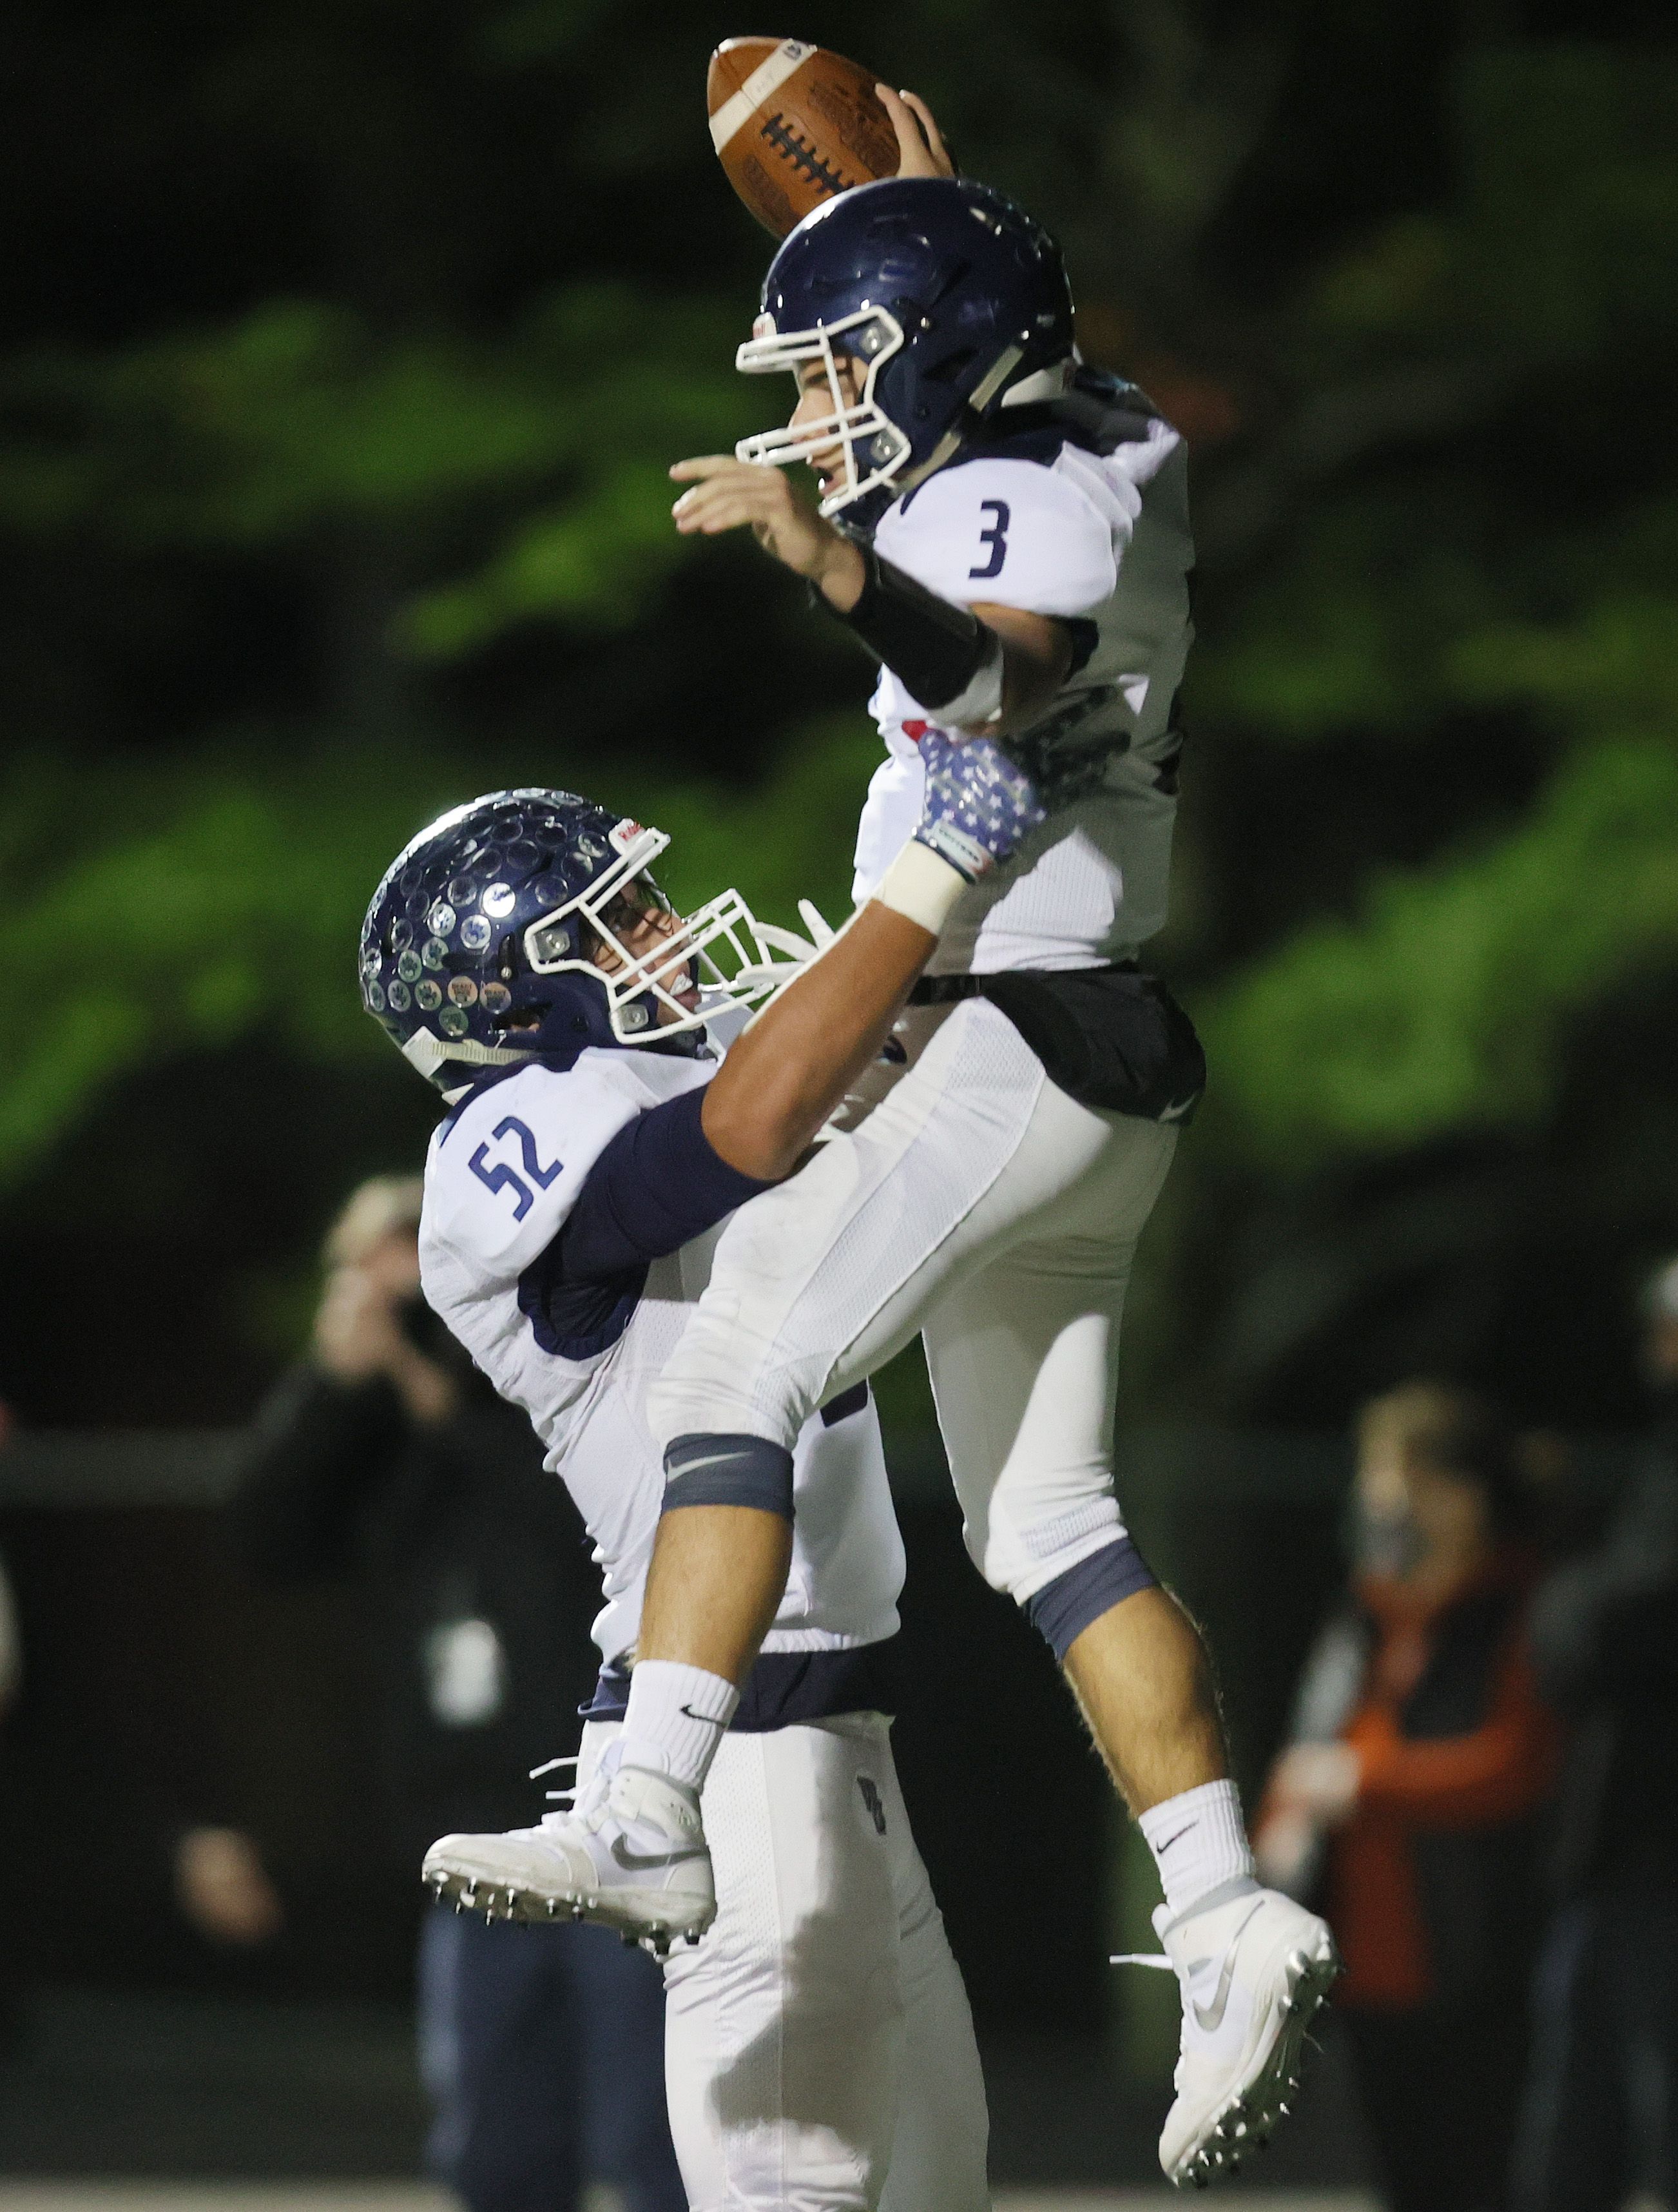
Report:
468,1115,563,1223
969,498,1010,581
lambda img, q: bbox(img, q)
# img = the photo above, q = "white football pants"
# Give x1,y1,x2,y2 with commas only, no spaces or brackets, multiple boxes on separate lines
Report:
649,998,1177,1604
580,1714,989,2212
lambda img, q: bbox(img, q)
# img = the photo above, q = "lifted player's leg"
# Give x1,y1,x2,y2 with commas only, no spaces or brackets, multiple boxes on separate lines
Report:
633,1505,793,1699
1056,1590,1338,2183
628,995,1052,1767
1064,1586,1228,1809
920,1103,1338,2188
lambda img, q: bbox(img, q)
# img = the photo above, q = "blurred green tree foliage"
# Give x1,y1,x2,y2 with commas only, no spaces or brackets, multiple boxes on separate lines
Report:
2,0,1676,1423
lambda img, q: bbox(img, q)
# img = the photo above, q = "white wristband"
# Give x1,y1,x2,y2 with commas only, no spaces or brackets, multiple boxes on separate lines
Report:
871,838,970,936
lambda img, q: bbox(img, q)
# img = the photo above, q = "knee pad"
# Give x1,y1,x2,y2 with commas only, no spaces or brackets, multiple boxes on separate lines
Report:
1023,1537,1157,1662
662,1433,795,1521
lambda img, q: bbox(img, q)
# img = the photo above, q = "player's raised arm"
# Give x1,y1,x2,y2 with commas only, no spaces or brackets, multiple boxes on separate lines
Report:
670,454,1070,736
673,172,1083,738
700,729,1045,1181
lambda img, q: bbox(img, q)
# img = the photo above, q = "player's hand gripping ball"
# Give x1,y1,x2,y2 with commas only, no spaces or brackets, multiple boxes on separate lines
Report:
708,39,952,236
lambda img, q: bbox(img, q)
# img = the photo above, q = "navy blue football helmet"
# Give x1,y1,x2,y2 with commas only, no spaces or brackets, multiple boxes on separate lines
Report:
360,790,809,1098
735,177,1075,527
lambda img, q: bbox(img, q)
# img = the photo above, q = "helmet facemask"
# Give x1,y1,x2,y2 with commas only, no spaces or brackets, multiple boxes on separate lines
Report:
735,305,1037,519
521,822,815,1044
734,307,916,518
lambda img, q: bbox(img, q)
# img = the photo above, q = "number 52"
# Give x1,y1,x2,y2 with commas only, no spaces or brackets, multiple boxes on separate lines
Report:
468,1116,562,1221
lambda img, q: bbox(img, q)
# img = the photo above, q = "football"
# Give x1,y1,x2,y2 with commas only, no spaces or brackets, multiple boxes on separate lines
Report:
708,37,900,238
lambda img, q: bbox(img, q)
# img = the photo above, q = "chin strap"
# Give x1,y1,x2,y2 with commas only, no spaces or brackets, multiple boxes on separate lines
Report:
999,356,1075,407
408,1029,534,1094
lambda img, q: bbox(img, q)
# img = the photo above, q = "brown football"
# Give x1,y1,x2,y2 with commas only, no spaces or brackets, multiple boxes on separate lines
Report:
708,37,900,238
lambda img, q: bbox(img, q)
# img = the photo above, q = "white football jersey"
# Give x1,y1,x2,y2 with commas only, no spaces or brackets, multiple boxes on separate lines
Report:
851,379,1193,975
420,1051,904,1667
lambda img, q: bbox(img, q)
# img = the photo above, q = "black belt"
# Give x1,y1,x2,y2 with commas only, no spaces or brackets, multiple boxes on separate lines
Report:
908,960,1138,1006
902,961,1203,1123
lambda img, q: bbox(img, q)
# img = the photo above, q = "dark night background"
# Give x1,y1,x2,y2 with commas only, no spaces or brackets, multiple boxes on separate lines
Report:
0,0,1675,2184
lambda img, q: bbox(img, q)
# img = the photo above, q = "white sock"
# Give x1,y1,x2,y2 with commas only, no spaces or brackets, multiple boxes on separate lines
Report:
1139,1779,1256,1922
618,1660,738,1794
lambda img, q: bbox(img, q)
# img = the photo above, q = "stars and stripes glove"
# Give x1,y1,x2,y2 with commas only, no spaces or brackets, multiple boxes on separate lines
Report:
914,728,1048,884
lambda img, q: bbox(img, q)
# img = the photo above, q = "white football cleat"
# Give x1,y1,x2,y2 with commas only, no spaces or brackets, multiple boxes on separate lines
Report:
422,1744,715,1957
1127,1879,1340,2189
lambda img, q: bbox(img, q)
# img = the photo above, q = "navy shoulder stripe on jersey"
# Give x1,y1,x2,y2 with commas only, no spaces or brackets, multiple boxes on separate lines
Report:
517,1260,647,1362
963,367,1164,469
557,1085,769,1279
516,1085,771,1361
893,370,1164,521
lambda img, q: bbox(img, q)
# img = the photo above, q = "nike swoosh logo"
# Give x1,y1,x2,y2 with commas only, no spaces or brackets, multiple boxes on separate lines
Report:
1190,1902,1264,2033
668,1450,746,1477
679,1705,728,1727
1153,1824,1195,1856
609,1836,708,1873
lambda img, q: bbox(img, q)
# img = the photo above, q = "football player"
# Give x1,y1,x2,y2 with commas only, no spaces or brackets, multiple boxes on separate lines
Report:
359,754,1041,2209
508,177,1336,2189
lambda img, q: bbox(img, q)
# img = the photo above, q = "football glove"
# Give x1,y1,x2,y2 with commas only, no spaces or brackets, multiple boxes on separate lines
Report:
914,729,1047,884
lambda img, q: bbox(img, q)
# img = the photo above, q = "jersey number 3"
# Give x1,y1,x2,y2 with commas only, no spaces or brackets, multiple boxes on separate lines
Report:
468,1116,562,1222
969,498,1010,581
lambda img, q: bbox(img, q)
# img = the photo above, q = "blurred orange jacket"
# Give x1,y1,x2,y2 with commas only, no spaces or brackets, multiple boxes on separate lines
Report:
1326,1553,1561,2010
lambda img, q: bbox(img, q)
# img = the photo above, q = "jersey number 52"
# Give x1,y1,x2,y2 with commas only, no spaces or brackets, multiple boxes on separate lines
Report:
468,1116,563,1221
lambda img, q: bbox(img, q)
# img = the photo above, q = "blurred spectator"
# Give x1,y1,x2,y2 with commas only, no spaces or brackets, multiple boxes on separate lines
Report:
213,1176,684,2212
1511,1259,1678,2212
174,1823,285,1947
1256,1382,1558,2212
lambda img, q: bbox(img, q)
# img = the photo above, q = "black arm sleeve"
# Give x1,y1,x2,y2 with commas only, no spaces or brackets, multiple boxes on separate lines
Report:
813,548,996,712
555,1088,773,1279
517,1089,774,1361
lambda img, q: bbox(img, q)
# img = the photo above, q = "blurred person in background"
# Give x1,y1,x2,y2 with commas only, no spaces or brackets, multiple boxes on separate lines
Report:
215,1176,685,2212
1255,1382,1558,2212
1512,1257,1678,2212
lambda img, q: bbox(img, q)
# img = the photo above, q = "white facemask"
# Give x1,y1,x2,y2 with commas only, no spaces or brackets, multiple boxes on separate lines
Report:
521,820,824,1043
